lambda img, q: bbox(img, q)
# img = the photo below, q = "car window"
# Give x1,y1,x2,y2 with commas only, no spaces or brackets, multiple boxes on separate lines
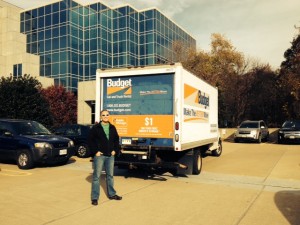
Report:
12,121,51,135
65,127,78,135
240,122,259,128
81,126,91,136
55,127,67,134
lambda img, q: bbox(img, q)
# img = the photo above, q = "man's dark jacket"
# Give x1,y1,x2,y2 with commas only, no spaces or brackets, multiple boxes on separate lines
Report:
88,122,120,157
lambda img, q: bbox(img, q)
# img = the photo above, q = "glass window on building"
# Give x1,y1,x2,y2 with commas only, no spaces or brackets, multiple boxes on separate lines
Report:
13,64,22,77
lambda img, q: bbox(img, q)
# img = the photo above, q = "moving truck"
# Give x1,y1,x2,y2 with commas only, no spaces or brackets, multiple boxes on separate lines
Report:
95,63,222,175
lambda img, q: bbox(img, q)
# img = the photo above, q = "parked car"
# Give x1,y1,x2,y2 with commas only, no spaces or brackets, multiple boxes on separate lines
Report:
53,124,93,158
278,120,300,144
234,120,269,143
0,119,74,169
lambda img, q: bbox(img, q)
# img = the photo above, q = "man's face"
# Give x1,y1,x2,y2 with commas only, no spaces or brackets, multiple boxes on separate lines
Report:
101,111,110,123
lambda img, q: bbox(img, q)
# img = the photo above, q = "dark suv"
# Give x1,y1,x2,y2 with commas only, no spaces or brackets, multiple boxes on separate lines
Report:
0,119,75,169
278,120,300,144
234,120,269,143
53,124,93,158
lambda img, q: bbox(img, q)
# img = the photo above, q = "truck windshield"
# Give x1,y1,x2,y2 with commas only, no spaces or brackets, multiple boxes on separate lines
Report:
12,121,52,135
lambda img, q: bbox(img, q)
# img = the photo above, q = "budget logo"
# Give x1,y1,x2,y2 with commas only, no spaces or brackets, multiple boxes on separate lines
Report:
184,84,210,109
106,78,132,95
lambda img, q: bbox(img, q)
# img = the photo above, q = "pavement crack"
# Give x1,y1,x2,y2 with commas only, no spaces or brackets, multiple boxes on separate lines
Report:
234,186,265,225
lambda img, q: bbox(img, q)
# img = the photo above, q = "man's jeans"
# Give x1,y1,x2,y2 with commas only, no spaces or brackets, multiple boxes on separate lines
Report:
91,155,116,200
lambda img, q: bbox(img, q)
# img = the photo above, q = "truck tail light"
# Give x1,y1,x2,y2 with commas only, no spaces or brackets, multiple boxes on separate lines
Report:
175,122,179,130
175,134,179,142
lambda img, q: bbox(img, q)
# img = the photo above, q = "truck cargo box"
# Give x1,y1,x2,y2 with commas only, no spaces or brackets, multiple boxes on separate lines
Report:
95,63,222,175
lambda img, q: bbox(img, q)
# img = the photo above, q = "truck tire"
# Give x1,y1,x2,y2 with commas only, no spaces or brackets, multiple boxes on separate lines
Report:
77,143,90,158
192,150,202,175
212,140,222,157
17,150,34,170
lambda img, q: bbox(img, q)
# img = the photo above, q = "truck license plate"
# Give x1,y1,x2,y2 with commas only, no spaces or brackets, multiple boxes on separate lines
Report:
122,139,132,145
59,149,67,155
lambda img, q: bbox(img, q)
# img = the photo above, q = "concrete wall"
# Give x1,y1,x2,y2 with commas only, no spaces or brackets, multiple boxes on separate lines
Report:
0,1,54,88
77,80,96,124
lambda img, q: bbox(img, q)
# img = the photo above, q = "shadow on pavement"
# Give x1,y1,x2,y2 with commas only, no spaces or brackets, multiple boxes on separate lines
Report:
0,156,76,169
115,168,169,181
274,190,300,225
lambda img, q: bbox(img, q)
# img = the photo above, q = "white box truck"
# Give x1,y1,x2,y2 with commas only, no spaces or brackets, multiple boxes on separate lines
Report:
95,63,222,175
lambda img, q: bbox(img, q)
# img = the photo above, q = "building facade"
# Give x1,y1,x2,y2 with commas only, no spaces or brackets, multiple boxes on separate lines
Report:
0,0,53,87
19,0,195,92
1,0,196,123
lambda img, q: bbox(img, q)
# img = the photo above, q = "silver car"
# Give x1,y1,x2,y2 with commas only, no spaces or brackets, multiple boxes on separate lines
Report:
234,120,269,143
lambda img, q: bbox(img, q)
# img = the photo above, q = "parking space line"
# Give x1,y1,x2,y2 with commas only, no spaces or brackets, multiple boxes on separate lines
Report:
0,168,32,176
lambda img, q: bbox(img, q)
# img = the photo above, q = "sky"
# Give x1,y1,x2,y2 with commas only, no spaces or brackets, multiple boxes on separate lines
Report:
3,0,300,69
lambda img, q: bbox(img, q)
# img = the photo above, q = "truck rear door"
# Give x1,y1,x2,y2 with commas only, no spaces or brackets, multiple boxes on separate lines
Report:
101,73,175,149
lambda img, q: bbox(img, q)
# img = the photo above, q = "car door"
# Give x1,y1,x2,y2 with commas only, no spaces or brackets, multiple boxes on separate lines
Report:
64,125,80,144
0,123,18,160
260,121,268,139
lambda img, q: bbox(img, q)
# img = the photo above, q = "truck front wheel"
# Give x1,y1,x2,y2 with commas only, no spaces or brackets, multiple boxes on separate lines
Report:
192,150,202,175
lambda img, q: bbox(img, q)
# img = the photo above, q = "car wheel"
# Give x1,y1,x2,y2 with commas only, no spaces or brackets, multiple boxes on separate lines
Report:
77,143,90,158
192,150,202,175
17,150,34,169
257,134,262,143
212,140,222,157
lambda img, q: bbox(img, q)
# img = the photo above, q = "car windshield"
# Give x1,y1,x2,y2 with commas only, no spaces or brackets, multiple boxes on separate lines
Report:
12,121,52,135
282,121,300,129
240,122,259,128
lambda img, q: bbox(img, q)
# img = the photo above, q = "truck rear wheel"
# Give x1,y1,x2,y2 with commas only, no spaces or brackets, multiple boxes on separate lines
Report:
192,150,202,175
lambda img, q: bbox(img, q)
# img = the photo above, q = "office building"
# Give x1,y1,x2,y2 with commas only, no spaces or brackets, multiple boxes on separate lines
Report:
1,0,196,123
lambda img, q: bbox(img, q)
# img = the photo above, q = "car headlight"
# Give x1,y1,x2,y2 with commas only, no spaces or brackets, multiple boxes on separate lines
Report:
68,140,74,147
34,142,53,149
250,130,258,135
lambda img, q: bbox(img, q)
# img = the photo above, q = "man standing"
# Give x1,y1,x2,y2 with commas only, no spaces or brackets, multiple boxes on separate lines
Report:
88,109,122,206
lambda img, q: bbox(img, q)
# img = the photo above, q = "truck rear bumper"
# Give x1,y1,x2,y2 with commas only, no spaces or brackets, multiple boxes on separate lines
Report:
115,149,191,173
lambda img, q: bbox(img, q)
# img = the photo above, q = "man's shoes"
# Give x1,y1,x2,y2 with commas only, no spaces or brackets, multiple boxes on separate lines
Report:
109,195,122,200
91,199,98,205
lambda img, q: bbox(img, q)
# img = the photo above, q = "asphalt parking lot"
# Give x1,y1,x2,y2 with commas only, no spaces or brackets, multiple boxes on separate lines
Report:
0,140,300,225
